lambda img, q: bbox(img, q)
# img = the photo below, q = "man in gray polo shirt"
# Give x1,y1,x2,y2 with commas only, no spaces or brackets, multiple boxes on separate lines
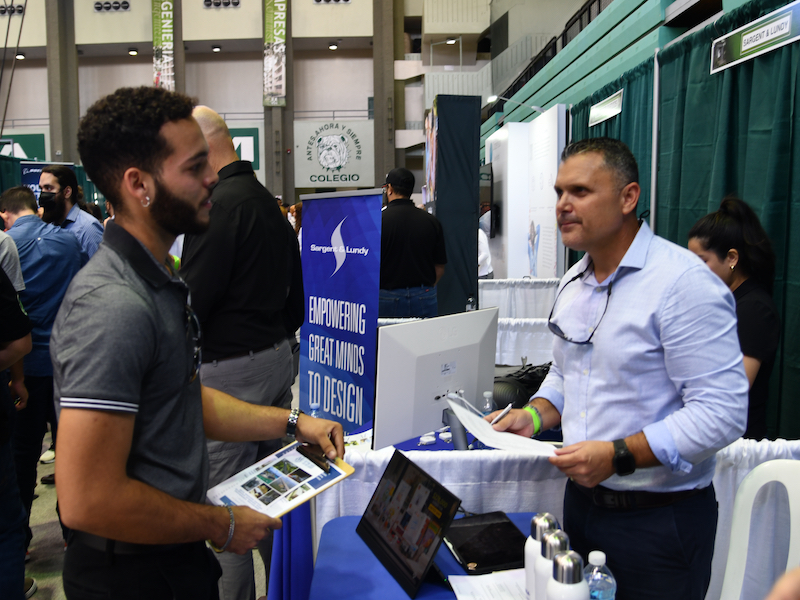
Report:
50,86,345,600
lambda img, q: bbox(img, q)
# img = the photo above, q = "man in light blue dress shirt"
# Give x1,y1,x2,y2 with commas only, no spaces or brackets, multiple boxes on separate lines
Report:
492,138,748,600
39,165,104,258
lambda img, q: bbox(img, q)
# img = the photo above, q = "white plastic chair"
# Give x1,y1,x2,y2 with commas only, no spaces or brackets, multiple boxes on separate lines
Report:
718,459,800,599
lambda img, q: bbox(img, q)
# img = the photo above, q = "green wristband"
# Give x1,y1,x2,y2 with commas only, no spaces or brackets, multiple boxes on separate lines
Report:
523,405,542,436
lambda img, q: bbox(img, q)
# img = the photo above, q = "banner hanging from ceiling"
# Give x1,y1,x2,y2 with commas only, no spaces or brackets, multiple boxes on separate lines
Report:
152,0,175,90
263,0,287,107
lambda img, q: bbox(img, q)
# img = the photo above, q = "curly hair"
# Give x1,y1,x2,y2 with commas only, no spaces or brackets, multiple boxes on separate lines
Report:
77,86,195,212
688,196,776,294
561,137,639,192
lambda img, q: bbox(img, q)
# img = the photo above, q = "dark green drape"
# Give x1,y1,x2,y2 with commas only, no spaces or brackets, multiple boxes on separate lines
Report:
658,0,799,439
0,155,23,190
569,59,655,266
571,59,655,219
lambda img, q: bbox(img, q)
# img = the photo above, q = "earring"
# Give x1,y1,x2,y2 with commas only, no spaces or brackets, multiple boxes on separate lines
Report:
142,196,151,208
730,264,735,271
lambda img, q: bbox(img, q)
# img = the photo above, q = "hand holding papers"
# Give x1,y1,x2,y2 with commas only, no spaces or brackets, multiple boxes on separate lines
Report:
207,441,354,518
446,398,555,456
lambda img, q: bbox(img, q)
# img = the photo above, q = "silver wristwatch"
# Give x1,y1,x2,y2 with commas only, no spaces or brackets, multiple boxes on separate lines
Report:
286,408,302,439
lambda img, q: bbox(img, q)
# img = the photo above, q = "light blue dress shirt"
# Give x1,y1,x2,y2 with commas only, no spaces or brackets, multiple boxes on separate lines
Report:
62,202,104,258
537,222,748,493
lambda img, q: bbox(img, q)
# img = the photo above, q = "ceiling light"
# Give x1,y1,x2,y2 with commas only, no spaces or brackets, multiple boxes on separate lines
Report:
328,42,338,50
487,95,498,103
15,52,24,60
446,38,457,45
128,48,138,56
212,45,222,52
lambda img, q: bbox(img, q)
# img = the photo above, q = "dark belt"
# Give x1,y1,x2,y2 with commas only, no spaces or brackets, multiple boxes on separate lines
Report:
569,479,708,510
70,531,186,555
202,340,285,364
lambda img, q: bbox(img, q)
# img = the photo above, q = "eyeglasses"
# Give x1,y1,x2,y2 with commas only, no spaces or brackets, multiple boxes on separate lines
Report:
547,265,612,345
185,304,202,382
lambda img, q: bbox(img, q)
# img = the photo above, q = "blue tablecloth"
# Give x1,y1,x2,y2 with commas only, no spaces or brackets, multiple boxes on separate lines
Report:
308,513,534,600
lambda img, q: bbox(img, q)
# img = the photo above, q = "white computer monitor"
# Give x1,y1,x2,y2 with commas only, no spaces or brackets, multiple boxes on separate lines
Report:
372,307,499,450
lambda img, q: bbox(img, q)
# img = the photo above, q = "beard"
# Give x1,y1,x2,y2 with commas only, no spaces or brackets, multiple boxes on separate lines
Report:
149,176,210,237
41,193,68,226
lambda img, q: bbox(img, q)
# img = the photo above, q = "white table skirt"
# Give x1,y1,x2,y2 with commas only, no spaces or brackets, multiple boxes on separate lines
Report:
313,438,800,599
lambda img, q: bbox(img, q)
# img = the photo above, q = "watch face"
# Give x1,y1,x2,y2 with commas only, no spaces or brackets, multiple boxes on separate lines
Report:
613,440,636,476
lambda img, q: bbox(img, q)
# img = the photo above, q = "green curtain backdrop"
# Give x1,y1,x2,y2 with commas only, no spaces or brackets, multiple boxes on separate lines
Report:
569,59,655,266
0,155,23,191
571,58,655,219
658,0,799,439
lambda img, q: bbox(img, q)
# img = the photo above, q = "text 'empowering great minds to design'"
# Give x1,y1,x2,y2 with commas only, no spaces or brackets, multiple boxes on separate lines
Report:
307,295,368,425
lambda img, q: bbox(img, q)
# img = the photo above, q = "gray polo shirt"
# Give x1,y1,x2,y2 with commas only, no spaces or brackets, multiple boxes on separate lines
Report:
51,221,208,503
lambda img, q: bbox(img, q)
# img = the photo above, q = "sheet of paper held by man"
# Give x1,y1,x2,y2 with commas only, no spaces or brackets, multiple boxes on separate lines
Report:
446,398,556,456
448,568,527,600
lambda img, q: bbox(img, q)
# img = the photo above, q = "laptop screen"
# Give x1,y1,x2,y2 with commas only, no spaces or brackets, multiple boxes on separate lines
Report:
356,450,461,598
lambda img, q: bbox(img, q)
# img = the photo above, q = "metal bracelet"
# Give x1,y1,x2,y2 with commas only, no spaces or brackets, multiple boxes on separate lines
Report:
210,506,235,553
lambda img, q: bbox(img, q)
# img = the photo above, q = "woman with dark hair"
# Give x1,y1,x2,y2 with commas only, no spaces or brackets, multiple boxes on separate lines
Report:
688,197,781,439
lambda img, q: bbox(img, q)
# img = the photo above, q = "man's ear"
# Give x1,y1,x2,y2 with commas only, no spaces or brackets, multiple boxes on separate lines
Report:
120,167,153,209
63,186,73,200
620,182,641,216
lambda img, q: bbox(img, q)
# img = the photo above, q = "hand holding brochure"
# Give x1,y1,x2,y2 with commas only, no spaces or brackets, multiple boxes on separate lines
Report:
207,441,354,518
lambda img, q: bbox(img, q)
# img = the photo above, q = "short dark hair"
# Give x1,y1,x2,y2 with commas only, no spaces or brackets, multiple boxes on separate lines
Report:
561,137,639,190
77,86,195,210
0,186,38,214
688,196,776,294
42,165,79,200
385,167,415,197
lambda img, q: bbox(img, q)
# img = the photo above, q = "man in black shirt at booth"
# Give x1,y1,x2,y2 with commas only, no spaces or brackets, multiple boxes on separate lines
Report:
181,105,303,600
379,168,447,318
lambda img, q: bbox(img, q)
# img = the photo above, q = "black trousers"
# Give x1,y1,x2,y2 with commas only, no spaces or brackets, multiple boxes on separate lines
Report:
12,375,51,550
63,538,222,600
563,479,717,600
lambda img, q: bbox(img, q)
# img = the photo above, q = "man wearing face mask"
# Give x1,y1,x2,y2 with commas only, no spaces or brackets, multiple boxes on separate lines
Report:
38,165,104,258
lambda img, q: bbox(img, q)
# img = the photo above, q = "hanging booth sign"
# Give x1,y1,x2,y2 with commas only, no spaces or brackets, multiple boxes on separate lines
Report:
588,89,623,127
294,120,375,187
298,190,382,434
152,0,175,90
263,0,287,107
711,0,800,74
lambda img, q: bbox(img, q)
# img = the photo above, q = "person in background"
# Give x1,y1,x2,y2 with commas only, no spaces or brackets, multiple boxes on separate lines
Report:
490,138,747,600
688,197,780,440
0,229,25,292
1,186,87,558
478,226,493,279
38,165,103,258
181,105,304,600
0,266,35,600
379,168,447,318
103,199,114,227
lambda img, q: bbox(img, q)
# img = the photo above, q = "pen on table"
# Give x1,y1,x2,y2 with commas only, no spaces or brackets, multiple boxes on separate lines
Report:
490,403,513,425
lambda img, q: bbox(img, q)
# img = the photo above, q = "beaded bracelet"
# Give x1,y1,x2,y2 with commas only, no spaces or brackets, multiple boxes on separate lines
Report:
522,405,543,437
209,506,235,553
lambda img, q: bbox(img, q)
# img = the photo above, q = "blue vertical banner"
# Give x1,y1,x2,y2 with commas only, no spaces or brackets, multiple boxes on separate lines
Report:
299,190,382,434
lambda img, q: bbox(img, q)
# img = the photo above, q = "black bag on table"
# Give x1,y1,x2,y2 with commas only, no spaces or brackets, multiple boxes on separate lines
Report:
493,362,551,409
